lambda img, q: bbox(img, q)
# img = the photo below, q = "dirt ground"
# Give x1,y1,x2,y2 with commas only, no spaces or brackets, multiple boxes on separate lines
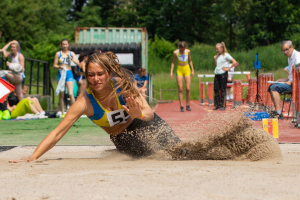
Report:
0,144,300,200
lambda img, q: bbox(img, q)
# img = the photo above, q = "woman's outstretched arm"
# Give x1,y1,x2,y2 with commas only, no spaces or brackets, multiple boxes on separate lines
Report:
9,96,88,163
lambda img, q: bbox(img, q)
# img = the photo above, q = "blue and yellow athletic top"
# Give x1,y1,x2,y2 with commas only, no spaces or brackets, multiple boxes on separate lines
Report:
85,79,130,127
176,50,189,65
58,51,72,65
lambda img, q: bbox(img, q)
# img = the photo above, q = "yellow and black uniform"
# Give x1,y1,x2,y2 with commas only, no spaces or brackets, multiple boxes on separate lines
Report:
176,50,191,76
85,79,181,157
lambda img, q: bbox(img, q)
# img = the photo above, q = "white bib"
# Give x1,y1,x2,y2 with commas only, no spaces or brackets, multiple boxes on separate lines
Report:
106,108,130,127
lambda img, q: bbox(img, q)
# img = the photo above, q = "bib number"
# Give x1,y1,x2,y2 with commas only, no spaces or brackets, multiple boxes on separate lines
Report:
106,109,130,127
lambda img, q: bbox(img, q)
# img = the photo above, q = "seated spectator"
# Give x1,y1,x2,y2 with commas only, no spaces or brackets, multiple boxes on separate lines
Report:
268,40,300,119
134,68,148,96
0,100,11,120
7,88,47,119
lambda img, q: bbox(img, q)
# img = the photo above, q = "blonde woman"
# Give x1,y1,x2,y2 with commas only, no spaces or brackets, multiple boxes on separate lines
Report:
213,42,237,110
0,40,25,101
170,41,195,112
10,52,182,162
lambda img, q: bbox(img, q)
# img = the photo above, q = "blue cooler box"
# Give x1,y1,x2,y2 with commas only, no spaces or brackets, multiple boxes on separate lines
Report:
244,112,270,121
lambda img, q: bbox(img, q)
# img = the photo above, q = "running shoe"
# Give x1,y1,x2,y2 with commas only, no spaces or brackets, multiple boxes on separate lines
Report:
270,111,284,120
0,110,2,120
186,105,191,111
62,113,66,118
2,110,11,120
219,107,225,110
180,106,184,112
213,107,219,110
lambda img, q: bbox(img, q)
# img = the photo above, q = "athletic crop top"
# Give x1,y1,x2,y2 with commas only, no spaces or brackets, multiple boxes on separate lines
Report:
176,50,188,65
58,51,72,65
85,79,130,127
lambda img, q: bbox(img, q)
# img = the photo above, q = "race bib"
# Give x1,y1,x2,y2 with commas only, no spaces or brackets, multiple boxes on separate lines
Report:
106,109,130,127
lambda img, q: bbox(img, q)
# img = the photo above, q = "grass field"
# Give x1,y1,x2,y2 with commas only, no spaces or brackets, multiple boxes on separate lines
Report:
0,118,111,146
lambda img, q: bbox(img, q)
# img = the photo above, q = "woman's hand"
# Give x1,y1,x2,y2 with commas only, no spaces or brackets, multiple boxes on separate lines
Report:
122,97,143,119
9,157,35,163
214,54,220,59
170,72,174,79
191,69,195,77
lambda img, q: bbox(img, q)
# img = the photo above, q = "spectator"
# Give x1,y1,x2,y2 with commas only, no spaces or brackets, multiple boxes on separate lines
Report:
7,90,47,119
269,40,300,119
74,52,88,97
0,100,11,120
134,68,148,96
53,39,80,117
213,42,238,110
170,41,195,112
0,40,25,101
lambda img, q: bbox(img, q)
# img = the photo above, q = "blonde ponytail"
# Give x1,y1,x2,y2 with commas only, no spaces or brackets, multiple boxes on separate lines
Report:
216,42,228,55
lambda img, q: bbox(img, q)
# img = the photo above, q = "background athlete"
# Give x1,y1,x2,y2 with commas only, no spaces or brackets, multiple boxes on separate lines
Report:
170,41,195,112
53,39,80,117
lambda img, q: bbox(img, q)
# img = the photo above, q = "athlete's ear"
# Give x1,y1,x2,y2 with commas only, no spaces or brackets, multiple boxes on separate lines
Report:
108,71,112,79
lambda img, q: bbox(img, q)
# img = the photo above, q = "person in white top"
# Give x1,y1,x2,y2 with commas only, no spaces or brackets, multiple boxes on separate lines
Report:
268,40,300,119
0,40,25,101
213,42,237,110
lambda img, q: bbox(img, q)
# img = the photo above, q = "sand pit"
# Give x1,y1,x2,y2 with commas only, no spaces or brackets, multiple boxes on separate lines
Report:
1,144,300,200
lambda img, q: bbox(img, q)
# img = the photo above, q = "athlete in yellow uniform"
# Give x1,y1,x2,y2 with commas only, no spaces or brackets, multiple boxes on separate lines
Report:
170,41,195,112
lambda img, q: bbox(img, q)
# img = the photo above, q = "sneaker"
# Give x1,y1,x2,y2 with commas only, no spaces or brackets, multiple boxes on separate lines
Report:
219,107,226,110
180,106,184,112
213,107,219,110
0,110,2,120
2,110,11,120
270,111,284,120
62,113,66,118
186,105,191,111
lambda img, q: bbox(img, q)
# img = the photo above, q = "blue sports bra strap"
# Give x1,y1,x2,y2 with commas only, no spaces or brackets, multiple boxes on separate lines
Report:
69,51,72,58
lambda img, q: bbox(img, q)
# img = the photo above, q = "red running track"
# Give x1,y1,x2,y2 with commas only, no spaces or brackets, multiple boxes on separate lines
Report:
154,100,300,143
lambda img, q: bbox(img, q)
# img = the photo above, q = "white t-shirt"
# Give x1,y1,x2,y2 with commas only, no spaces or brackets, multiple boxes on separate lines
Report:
215,53,233,75
288,49,300,82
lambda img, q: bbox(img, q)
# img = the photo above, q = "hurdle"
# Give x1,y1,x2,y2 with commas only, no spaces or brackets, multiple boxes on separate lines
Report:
293,66,300,128
198,71,251,107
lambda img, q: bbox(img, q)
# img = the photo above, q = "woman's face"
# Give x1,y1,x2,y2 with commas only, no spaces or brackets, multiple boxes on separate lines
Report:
216,45,223,54
10,44,18,53
179,47,186,52
61,41,69,50
87,62,111,92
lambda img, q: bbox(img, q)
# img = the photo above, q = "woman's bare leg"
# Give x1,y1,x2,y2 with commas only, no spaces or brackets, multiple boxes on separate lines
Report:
66,81,75,105
176,76,184,107
184,75,191,106
59,91,65,113
5,74,23,100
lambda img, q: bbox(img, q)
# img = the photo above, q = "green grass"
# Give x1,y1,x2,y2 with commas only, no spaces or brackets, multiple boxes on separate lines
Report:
0,118,111,146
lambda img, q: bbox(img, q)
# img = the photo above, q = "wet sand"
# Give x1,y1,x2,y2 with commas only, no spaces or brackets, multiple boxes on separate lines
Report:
1,144,300,200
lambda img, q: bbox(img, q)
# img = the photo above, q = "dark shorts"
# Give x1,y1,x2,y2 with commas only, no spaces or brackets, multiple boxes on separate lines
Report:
110,113,181,158
268,83,292,93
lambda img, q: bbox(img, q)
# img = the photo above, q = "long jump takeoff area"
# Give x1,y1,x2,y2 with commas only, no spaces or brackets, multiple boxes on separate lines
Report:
0,100,300,199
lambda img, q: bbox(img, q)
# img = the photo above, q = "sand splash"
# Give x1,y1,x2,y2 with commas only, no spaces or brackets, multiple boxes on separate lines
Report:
170,108,282,161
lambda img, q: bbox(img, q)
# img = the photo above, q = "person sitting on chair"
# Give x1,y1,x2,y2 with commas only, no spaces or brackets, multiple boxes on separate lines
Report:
268,40,300,119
